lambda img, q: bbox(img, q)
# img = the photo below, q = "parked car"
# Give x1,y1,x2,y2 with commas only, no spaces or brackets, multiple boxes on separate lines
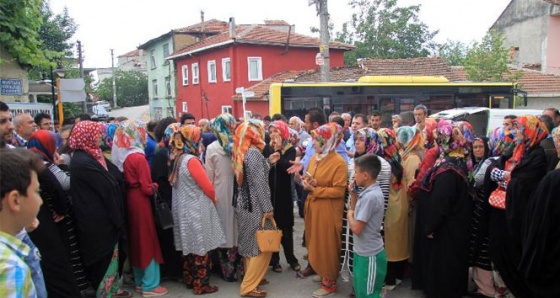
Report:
96,100,112,111
92,104,109,122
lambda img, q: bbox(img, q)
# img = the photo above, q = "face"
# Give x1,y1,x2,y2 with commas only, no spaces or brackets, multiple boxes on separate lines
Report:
354,134,366,155
354,166,368,187
288,120,300,131
342,116,351,128
304,114,313,133
473,139,486,159
503,118,513,130
54,123,60,133
313,137,322,153
0,111,14,145
351,116,365,133
370,116,382,130
414,109,426,125
39,118,53,131
543,110,560,126
18,171,43,228
60,130,70,147
17,114,36,139
183,118,195,125
392,117,401,127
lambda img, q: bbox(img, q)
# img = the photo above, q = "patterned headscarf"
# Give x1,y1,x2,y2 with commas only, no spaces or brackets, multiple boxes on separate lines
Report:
505,115,549,172
69,121,107,170
311,123,343,161
552,127,560,158
424,118,437,148
397,125,424,159
111,120,147,171
27,130,57,163
269,120,292,154
211,113,236,156
376,128,403,187
169,125,202,185
163,123,181,148
232,120,266,186
353,127,376,157
489,126,515,157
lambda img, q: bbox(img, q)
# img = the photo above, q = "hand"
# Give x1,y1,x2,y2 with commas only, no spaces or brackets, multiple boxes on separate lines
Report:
264,211,274,219
53,212,65,223
504,171,511,180
26,218,40,232
347,209,354,220
152,182,159,190
287,160,303,174
294,172,302,185
302,179,315,192
53,152,62,166
348,180,357,193
269,152,280,165
427,234,434,239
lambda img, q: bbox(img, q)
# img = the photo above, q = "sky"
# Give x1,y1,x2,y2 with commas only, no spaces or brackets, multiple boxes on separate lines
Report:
49,0,512,68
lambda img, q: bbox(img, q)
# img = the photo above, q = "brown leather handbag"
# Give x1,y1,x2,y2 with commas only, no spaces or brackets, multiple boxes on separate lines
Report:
255,217,282,253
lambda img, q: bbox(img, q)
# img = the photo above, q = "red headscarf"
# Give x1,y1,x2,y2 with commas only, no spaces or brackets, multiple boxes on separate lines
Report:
69,121,107,170
27,130,57,163
505,115,549,172
232,120,266,186
269,120,292,153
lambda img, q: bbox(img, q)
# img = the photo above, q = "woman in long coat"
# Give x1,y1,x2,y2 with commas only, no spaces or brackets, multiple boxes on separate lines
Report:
169,125,226,294
267,120,300,273
112,120,166,296
232,120,279,298
206,113,242,281
303,123,347,297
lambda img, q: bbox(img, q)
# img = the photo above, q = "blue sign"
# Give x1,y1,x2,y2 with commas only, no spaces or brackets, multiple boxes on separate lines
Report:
1,79,23,95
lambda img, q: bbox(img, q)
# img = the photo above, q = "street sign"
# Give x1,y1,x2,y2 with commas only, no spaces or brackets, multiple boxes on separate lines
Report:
243,91,255,98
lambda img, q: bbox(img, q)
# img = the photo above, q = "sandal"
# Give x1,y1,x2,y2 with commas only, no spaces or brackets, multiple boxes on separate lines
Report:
290,263,301,271
272,264,283,273
243,289,267,297
296,266,315,279
259,279,270,285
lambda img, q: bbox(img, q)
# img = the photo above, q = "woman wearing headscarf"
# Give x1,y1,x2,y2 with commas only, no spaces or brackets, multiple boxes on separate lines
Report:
302,123,347,297
488,115,548,298
266,120,300,273
553,127,560,169
232,120,279,298
26,130,81,298
205,113,242,282
111,120,167,297
420,120,473,298
169,125,225,294
340,128,391,295
69,121,131,298
150,122,182,281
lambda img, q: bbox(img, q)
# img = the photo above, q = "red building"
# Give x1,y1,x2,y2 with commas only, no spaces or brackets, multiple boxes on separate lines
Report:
167,19,354,119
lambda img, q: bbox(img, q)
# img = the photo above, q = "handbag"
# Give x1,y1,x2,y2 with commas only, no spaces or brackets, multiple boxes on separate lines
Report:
255,217,283,253
488,186,506,210
151,186,174,229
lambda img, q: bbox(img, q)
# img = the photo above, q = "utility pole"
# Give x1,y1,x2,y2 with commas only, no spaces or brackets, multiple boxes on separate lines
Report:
77,40,86,113
318,0,330,82
111,49,117,108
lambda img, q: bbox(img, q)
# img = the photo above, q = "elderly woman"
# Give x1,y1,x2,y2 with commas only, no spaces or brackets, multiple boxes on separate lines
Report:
232,120,279,298
301,123,347,297
267,120,300,273
205,113,242,282
69,121,131,298
111,120,166,297
488,115,548,298
169,125,226,295
554,127,560,169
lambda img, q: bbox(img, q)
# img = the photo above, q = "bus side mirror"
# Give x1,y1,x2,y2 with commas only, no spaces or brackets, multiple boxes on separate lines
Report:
512,89,528,107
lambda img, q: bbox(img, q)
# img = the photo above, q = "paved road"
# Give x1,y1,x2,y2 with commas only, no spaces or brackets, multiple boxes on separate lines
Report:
109,105,150,121
127,209,424,298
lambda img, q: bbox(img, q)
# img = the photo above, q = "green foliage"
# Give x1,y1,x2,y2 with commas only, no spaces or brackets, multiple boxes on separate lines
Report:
463,30,511,82
0,0,54,68
94,70,148,108
438,40,468,66
336,0,439,65
38,3,77,57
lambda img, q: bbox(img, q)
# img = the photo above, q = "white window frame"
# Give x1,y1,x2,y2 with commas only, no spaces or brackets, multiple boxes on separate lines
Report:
192,63,199,84
165,76,171,96
182,102,188,112
247,57,263,81
181,65,189,86
221,105,232,114
222,58,231,82
244,110,252,119
162,43,170,65
150,49,156,69
207,60,217,83
152,79,158,97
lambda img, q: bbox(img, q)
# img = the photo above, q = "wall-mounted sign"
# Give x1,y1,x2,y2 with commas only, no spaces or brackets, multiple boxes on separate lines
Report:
1,79,23,95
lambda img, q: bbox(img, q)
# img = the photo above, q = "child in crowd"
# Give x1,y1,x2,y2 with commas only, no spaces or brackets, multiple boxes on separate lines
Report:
0,148,45,297
347,154,387,298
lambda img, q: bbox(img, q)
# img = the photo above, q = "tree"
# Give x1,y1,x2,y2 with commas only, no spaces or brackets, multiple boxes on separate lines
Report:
95,70,148,108
463,30,512,82
438,40,468,66
336,0,439,65
38,2,77,58
0,0,53,68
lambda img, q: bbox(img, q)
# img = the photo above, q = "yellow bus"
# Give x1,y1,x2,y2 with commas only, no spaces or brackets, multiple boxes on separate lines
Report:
269,76,526,127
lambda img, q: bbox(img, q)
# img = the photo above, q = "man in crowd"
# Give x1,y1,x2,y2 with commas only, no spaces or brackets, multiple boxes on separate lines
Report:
345,113,367,156
289,116,310,148
341,113,352,142
0,101,15,149
12,113,36,147
543,107,560,128
369,111,383,131
34,113,53,131
392,114,402,130
180,113,196,125
413,104,428,132
503,115,517,130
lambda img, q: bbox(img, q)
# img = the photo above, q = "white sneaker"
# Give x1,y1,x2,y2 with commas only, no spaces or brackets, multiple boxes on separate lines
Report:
383,284,396,291
312,288,335,297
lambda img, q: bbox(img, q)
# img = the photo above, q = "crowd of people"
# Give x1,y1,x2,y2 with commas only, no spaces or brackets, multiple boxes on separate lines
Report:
2,99,560,298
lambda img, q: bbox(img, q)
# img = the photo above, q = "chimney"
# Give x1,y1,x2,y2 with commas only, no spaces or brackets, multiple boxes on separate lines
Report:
200,10,205,40
229,17,236,38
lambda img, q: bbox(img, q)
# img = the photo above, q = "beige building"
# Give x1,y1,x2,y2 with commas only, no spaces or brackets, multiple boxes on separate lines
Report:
0,49,30,103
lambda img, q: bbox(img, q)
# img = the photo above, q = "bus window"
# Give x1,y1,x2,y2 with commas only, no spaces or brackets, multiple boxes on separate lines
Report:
379,97,395,128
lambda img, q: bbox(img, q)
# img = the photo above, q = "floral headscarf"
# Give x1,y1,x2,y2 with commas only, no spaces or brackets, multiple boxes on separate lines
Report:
269,120,292,154
69,121,107,170
111,120,147,171
552,127,560,158
311,123,343,161
505,115,549,172
163,123,181,148
232,120,266,186
424,118,437,148
27,130,57,163
376,128,403,187
211,113,236,156
169,125,202,185
353,127,377,158
489,126,515,157
397,125,424,159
